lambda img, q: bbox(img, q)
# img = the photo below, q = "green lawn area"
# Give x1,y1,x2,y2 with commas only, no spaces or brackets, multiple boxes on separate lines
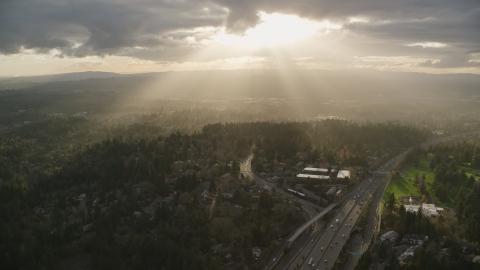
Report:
383,152,480,208
462,166,480,178
383,175,420,203
402,153,435,184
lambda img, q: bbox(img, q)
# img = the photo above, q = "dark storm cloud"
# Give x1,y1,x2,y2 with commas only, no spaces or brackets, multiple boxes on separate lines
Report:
0,0,479,68
0,0,226,56
211,0,480,68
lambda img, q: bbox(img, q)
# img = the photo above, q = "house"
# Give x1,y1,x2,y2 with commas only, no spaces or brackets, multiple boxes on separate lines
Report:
437,236,446,246
461,242,475,254
83,223,93,233
33,207,45,216
212,244,223,253
223,193,233,198
202,190,213,200
394,245,410,257
397,245,420,265
472,256,480,263
438,248,450,258
78,193,87,201
380,231,398,242
402,234,428,245
252,247,261,258
403,245,420,256
398,254,413,265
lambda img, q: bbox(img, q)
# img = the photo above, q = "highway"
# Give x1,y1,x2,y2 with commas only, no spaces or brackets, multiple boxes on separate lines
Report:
342,130,480,270
269,148,410,270
240,129,480,270
299,175,382,270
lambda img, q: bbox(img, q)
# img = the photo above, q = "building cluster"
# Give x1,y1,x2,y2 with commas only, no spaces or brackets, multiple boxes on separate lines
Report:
296,166,351,181
380,230,480,265
405,202,444,217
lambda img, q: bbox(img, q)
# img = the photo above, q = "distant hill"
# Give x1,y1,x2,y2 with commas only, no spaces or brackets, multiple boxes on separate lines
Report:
0,71,124,84
1,69,480,96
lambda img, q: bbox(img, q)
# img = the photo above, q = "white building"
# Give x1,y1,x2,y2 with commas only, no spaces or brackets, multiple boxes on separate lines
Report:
297,174,330,180
405,205,420,213
380,231,398,242
304,167,328,173
337,170,351,179
422,204,439,216
405,203,442,217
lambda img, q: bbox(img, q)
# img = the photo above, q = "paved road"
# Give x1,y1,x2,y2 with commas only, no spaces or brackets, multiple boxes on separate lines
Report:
244,129,480,270
281,148,409,270
300,176,382,270
240,154,321,211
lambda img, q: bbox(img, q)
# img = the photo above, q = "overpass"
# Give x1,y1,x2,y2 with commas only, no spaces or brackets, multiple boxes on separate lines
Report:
287,203,338,243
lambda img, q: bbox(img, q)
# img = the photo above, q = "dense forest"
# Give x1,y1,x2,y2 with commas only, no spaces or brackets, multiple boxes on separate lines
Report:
0,118,434,269
429,142,480,244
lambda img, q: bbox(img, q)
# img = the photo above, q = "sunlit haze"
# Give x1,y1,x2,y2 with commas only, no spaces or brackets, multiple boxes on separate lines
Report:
214,13,339,48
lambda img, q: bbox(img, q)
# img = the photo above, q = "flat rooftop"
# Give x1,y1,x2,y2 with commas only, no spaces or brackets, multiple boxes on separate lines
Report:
337,170,351,178
297,174,330,179
304,167,328,172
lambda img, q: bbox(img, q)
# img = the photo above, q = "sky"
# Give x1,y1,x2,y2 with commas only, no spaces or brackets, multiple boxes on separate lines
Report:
1,0,479,77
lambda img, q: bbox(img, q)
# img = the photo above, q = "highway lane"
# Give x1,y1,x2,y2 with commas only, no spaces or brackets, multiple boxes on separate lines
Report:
275,220,324,270
303,177,382,270
344,179,388,270
274,176,380,270
274,203,340,270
